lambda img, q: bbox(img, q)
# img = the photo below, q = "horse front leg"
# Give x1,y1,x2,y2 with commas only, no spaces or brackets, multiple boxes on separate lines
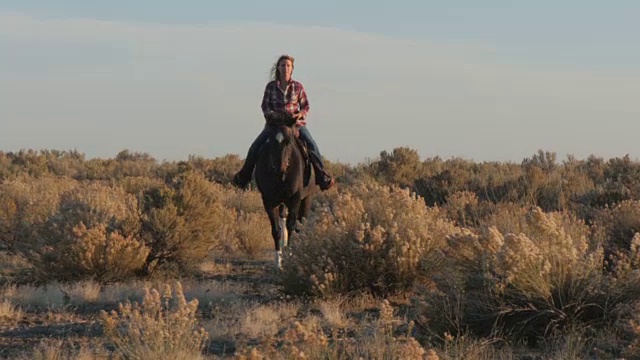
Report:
278,204,288,248
264,204,283,269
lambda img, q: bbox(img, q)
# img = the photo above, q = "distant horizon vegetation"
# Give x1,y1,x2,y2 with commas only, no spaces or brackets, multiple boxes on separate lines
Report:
3,146,640,165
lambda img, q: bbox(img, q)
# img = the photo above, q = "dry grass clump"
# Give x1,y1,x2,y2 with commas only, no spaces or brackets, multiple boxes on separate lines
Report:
3,281,138,308
21,181,148,283
235,299,429,360
240,302,299,339
17,339,105,360
100,281,208,360
280,181,459,297
0,297,23,326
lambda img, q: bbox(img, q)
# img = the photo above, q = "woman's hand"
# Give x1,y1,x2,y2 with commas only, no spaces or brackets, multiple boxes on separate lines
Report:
293,112,306,126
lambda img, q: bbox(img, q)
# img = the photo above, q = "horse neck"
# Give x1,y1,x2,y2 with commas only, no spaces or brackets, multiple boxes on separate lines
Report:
267,128,298,175
278,140,294,174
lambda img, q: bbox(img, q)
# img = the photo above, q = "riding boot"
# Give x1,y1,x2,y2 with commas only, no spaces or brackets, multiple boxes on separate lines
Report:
232,139,263,189
233,126,275,189
232,159,255,189
310,155,335,191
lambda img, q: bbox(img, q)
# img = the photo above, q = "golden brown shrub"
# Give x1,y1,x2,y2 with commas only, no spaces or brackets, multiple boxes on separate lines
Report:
0,175,77,253
593,200,640,259
21,182,147,283
280,181,460,297
421,206,640,343
139,171,236,274
234,211,272,258
100,281,208,360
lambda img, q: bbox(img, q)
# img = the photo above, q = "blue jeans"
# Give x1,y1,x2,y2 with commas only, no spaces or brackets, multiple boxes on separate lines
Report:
298,126,324,168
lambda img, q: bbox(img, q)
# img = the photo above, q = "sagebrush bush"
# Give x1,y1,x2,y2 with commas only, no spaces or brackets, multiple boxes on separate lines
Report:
442,190,483,228
420,205,640,344
234,211,272,258
279,181,460,297
221,188,273,257
20,181,147,283
115,175,165,197
0,175,77,252
100,281,208,360
138,170,235,274
593,200,640,260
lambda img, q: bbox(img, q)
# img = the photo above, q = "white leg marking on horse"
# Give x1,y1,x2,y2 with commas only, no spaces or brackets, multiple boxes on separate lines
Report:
275,250,283,269
279,217,288,248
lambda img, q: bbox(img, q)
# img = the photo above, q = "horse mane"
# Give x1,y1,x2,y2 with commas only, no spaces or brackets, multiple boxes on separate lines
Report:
266,112,297,128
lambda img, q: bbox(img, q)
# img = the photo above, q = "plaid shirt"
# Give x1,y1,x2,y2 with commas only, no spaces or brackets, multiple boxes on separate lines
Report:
260,79,309,120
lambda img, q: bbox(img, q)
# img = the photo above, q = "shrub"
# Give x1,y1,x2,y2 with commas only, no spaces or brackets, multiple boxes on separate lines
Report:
442,190,482,228
19,182,147,283
420,206,640,345
0,175,77,253
138,171,235,274
592,200,640,260
372,147,424,188
235,299,429,360
100,281,208,360
279,181,460,297
234,211,272,258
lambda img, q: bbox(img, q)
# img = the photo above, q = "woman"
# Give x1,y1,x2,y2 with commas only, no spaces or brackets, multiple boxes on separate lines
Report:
232,54,335,191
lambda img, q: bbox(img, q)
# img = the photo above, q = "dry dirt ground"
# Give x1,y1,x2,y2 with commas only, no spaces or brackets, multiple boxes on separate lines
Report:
0,256,284,359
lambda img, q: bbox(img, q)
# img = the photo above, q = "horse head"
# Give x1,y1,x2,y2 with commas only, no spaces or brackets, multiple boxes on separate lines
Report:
272,124,297,178
265,113,301,178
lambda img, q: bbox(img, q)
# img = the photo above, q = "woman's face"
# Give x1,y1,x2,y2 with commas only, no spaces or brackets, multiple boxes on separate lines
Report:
278,59,293,81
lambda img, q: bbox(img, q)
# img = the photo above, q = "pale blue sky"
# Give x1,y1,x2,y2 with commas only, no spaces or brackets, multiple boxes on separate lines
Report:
1,1,639,164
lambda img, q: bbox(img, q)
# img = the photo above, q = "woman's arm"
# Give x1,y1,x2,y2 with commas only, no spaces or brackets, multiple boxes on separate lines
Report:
296,83,310,119
261,82,275,120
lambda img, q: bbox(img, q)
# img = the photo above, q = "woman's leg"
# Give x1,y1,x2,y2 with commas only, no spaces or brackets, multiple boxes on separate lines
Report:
233,126,272,188
298,126,334,190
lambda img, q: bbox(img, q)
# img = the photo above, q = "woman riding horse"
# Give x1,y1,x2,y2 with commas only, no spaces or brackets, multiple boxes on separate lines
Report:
232,54,335,191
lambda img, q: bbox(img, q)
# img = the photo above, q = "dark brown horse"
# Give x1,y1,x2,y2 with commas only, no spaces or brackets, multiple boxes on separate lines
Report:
254,115,318,269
